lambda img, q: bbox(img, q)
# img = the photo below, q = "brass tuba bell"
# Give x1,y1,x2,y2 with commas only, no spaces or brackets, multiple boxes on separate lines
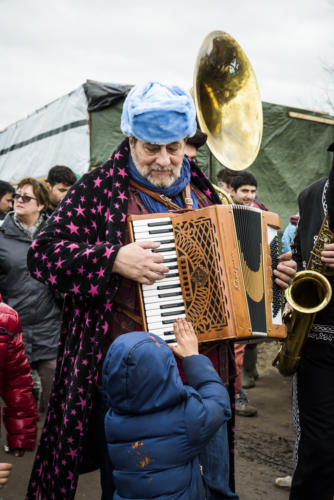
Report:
193,31,263,171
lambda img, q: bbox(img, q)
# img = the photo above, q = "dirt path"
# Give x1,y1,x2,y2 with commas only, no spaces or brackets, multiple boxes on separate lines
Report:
235,367,294,499
0,366,295,499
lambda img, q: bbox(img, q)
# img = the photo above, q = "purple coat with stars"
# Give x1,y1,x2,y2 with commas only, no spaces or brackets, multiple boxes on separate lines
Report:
25,138,221,499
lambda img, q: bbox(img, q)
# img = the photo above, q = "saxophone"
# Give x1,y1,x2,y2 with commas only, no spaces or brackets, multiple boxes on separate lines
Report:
273,214,333,376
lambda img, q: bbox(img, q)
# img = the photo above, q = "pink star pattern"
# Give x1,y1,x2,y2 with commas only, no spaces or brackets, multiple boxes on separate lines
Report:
26,137,217,499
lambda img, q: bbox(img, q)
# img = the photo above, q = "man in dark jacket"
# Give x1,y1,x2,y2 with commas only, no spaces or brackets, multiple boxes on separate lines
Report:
26,82,296,500
289,143,334,500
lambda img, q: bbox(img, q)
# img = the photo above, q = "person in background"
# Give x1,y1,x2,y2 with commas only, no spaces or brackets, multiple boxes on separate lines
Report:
289,143,334,499
282,214,300,254
0,178,62,415
0,181,15,222
46,165,77,211
230,172,258,207
0,295,37,488
102,318,232,500
217,168,236,194
184,128,208,161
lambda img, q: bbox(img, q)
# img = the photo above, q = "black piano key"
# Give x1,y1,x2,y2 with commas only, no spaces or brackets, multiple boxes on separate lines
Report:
161,310,185,317
152,246,175,253
162,318,178,325
158,292,183,298
157,283,181,290
163,257,177,263
164,273,179,279
148,228,173,235
148,221,172,227
160,302,184,309
165,338,177,344
158,239,175,245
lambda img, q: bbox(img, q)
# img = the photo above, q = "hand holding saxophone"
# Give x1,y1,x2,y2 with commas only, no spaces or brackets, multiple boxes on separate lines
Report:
273,251,297,289
321,243,334,269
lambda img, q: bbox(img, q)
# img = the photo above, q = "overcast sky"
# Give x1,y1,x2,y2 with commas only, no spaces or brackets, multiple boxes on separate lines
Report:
1,0,333,130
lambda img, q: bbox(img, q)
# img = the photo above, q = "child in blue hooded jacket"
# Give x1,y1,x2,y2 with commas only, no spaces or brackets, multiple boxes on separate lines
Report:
101,318,232,500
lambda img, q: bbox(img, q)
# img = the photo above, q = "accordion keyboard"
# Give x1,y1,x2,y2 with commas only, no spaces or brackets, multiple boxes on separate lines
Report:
132,217,183,343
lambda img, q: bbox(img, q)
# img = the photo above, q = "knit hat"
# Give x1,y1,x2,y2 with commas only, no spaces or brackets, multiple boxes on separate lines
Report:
186,128,208,149
121,81,197,144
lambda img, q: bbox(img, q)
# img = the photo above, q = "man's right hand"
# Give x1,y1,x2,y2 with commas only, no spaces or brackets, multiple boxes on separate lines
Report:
112,241,170,284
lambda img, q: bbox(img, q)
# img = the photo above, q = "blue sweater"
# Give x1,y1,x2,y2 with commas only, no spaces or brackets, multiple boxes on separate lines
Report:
101,331,231,500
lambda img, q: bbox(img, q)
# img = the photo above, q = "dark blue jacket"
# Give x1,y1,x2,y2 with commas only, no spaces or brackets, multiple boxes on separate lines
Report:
102,331,231,500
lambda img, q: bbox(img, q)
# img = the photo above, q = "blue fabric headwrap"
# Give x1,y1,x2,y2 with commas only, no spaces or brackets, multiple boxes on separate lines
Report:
121,82,197,144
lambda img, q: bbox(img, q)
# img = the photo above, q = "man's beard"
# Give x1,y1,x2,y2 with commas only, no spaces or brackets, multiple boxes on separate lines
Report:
146,164,182,188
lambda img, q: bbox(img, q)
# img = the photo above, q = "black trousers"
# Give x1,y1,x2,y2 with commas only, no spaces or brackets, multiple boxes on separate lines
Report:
290,339,334,500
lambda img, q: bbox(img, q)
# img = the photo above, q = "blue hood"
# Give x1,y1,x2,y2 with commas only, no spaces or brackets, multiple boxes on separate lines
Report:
102,332,187,414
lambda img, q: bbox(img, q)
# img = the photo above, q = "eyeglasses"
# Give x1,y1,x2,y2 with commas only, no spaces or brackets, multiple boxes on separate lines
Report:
14,193,38,203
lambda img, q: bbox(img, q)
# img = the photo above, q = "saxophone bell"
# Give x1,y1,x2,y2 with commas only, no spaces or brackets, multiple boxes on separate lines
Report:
285,270,332,315
273,270,332,376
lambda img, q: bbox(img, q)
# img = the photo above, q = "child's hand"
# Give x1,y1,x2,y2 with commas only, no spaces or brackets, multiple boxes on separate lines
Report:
170,318,199,358
0,462,12,488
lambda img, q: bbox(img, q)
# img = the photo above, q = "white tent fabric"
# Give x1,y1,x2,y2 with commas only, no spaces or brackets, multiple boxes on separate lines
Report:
0,86,89,182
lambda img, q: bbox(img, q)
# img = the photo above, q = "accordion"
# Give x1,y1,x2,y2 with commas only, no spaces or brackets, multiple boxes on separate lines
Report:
128,204,287,344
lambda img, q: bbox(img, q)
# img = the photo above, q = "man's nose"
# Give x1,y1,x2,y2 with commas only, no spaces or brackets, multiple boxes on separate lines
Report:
155,147,171,167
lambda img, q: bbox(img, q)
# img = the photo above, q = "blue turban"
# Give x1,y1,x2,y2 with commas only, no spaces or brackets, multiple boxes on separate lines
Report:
121,81,197,144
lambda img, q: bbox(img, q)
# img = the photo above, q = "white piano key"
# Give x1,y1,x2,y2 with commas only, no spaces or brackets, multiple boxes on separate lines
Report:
151,328,176,338
267,225,277,245
132,233,174,242
144,297,185,310
147,314,187,331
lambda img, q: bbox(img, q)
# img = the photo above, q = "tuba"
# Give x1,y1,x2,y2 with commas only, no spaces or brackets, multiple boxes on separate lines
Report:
193,30,263,172
273,214,333,376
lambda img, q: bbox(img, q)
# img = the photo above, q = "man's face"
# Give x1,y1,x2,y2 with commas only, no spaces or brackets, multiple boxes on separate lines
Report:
129,138,185,188
0,191,13,214
49,182,71,206
231,184,257,206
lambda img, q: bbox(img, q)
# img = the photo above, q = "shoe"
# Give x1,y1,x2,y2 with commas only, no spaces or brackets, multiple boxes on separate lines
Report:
275,475,292,488
235,389,257,417
242,373,256,389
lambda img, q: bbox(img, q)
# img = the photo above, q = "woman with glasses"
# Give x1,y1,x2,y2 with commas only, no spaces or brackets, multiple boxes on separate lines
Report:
0,177,62,415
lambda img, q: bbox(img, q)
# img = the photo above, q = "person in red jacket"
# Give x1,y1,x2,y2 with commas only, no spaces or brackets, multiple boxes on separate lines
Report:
0,294,37,464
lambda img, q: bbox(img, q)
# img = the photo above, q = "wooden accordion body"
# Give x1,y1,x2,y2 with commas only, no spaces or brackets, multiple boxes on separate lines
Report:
128,205,287,343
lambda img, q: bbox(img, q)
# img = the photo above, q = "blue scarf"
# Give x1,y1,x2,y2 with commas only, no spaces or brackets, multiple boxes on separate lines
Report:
129,154,198,213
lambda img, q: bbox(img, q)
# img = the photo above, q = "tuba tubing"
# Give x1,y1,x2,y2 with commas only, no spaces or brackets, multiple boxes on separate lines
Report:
272,270,332,376
212,184,234,205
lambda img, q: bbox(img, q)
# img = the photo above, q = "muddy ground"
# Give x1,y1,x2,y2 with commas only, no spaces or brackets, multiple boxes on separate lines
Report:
0,343,295,500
